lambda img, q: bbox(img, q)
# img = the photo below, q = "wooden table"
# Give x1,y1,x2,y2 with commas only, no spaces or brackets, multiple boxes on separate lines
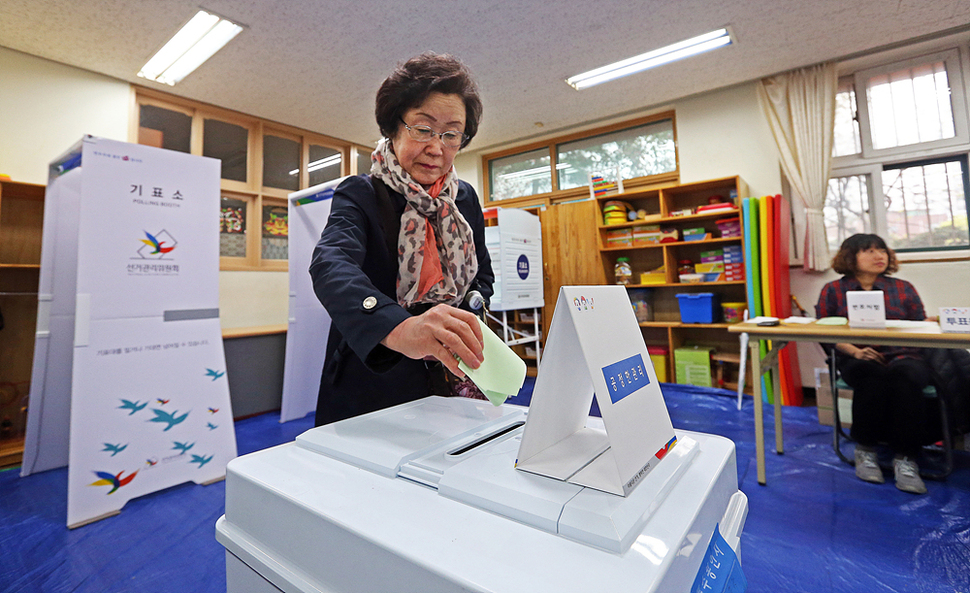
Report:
728,320,970,485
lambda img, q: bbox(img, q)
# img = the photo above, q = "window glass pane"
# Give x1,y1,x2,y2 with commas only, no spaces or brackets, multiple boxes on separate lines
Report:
263,134,300,191
488,148,551,201
220,196,247,258
556,119,676,191
308,145,342,187
261,204,288,260
824,175,871,252
204,119,248,182
866,60,955,150
882,158,969,250
139,104,191,153
833,81,861,157
356,148,372,177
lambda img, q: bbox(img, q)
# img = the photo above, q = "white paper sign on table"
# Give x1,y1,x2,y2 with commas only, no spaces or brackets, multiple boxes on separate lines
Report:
847,290,886,329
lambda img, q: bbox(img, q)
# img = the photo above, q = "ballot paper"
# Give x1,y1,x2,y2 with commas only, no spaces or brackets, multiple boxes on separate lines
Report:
458,317,527,406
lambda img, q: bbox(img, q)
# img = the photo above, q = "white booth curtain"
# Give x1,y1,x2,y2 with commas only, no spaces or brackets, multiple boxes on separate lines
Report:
757,63,838,272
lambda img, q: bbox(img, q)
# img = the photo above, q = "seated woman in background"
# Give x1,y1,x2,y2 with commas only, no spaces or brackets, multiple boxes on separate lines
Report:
816,233,935,494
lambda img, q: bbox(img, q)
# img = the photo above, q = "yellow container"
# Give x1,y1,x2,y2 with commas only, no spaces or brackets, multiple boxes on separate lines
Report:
647,346,668,382
721,302,747,323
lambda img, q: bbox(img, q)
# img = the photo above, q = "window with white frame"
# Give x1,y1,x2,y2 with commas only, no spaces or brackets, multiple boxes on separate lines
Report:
826,47,970,253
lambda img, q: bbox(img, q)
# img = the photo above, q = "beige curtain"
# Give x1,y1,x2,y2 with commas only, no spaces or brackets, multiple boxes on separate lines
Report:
757,63,838,272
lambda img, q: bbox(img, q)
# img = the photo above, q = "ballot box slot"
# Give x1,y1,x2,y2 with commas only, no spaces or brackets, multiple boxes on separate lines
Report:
447,421,525,456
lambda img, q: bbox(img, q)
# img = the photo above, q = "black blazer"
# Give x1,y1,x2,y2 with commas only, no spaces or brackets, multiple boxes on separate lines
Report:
309,175,494,425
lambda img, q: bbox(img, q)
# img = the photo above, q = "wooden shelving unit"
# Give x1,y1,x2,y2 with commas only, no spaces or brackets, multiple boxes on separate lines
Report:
596,176,753,392
0,179,45,467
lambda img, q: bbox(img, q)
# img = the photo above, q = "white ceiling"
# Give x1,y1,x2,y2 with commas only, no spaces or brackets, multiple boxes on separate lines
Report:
2,0,970,152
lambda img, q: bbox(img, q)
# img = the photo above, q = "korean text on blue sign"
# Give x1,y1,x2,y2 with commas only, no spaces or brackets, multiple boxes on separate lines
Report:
601,353,650,404
691,524,746,593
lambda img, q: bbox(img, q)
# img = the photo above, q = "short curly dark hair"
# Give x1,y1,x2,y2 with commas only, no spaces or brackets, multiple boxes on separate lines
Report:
830,233,899,276
375,52,482,149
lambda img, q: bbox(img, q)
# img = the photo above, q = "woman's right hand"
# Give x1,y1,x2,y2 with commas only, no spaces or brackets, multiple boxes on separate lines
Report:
381,304,484,378
853,346,886,364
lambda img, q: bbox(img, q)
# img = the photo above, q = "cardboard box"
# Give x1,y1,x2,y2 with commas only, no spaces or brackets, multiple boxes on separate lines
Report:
675,346,714,387
605,228,633,248
695,262,725,274
814,367,853,427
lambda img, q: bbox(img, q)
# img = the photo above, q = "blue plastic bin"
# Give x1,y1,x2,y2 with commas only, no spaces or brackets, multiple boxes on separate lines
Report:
675,292,721,323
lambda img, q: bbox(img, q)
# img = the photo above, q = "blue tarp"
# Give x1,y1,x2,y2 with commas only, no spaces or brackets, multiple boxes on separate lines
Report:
2,381,968,592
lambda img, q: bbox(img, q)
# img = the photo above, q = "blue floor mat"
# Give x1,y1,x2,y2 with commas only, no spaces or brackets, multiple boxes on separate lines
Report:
2,382,968,593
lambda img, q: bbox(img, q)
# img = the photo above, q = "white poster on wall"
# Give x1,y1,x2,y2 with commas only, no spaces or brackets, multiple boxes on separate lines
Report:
31,136,237,528
279,178,345,423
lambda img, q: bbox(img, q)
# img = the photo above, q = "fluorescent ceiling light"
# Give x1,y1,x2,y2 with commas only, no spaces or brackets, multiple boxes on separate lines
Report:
138,10,244,85
566,28,733,90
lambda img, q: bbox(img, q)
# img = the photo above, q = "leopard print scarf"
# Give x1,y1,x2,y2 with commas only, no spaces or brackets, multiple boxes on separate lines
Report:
370,138,478,308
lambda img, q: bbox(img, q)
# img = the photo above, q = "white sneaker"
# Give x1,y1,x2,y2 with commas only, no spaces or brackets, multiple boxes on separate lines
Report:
854,448,884,484
893,457,927,494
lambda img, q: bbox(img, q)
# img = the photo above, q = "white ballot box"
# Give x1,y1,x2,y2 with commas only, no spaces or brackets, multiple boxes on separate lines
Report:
216,396,747,593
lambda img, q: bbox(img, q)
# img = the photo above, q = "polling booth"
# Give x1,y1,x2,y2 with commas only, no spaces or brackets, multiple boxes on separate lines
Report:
278,178,346,423
22,136,236,528
216,285,748,592
484,207,544,364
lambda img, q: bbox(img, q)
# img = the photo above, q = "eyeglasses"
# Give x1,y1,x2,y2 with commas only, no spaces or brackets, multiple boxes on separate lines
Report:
399,118,467,148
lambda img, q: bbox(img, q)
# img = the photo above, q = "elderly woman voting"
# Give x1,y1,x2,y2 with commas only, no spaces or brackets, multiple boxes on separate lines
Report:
309,53,494,426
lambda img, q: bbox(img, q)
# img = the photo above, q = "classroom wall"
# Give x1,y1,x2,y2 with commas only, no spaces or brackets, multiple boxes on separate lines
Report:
5,46,966,384
0,47,130,184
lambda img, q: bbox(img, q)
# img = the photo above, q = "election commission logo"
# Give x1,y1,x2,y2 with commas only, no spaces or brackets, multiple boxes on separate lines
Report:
129,229,180,276
136,230,177,260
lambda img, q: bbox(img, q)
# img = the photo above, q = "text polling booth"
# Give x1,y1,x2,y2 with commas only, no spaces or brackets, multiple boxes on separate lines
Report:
279,178,345,423
484,208,544,362
23,136,236,528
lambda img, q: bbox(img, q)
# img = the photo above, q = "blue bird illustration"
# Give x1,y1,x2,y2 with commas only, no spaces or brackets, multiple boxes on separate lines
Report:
118,399,147,415
101,443,127,456
172,441,194,454
205,368,225,381
206,422,218,431
189,454,213,468
147,408,188,431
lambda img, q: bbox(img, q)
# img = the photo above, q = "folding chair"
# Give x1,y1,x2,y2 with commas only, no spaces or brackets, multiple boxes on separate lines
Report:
829,353,953,480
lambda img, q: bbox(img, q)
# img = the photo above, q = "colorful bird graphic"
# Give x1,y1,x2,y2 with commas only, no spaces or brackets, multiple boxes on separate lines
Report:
118,399,147,415
206,423,218,431
89,469,138,494
189,454,213,468
207,407,219,414
156,398,170,405
148,408,188,431
141,230,175,255
145,459,158,467
101,443,127,457
205,368,225,381
172,441,194,454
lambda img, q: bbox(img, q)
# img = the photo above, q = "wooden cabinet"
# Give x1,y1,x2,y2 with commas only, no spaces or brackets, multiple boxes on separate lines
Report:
595,176,752,390
0,180,45,467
